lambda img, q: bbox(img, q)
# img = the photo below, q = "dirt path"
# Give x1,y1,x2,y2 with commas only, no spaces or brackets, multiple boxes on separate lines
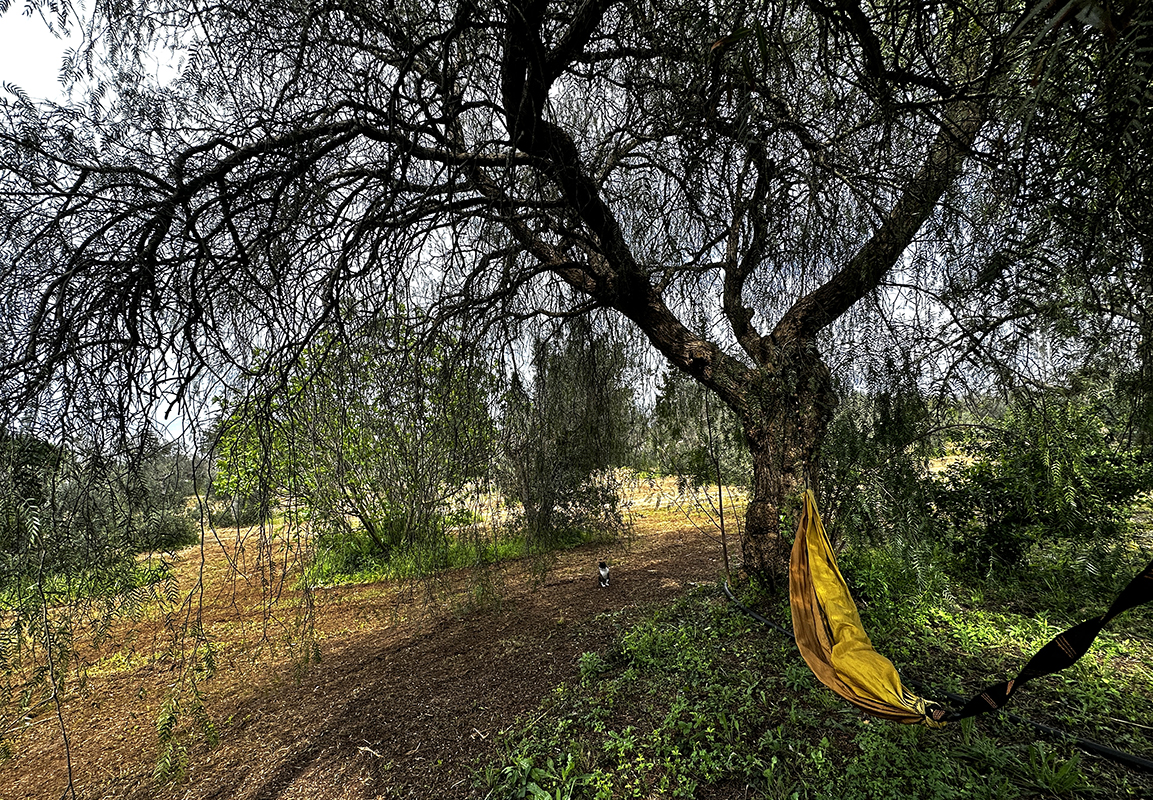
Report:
2,505,730,800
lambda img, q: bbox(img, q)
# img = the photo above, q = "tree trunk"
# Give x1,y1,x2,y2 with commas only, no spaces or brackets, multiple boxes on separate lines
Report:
1135,241,1153,451
736,344,837,587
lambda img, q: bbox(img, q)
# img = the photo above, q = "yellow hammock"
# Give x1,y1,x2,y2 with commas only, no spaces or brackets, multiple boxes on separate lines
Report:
788,489,947,727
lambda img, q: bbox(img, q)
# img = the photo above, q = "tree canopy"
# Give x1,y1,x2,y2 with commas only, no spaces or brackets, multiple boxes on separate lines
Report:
2,0,1151,578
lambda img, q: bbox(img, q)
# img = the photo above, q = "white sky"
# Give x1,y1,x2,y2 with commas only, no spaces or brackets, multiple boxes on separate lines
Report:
0,9,73,102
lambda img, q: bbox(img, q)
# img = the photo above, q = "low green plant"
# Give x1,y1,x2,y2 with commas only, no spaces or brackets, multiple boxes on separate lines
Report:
1019,743,1087,795
477,587,803,798
578,651,608,680
482,750,602,800
932,390,1153,571
477,571,1153,800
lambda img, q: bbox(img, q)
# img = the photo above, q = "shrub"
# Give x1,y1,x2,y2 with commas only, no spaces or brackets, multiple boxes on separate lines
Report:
932,390,1153,570
142,510,200,551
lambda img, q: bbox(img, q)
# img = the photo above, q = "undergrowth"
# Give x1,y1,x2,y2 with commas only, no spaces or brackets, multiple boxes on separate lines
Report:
476,546,1153,799
303,524,616,587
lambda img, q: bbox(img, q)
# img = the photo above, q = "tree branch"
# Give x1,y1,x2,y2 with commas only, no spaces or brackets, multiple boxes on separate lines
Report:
774,96,987,343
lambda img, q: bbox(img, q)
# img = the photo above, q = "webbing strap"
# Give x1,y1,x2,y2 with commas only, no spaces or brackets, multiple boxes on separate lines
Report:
942,556,1153,722
724,581,1153,772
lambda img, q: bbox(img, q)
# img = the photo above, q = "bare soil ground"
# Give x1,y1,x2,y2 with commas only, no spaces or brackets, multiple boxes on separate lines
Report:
1,487,737,800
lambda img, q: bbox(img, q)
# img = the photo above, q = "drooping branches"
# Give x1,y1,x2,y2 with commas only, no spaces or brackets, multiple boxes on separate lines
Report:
2,0,1146,581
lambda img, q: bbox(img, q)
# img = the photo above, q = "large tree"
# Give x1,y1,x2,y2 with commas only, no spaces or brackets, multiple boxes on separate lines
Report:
1,0,1147,580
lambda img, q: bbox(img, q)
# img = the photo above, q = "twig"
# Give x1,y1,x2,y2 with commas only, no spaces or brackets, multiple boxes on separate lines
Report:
1104,716,1153,732
34,517,77,800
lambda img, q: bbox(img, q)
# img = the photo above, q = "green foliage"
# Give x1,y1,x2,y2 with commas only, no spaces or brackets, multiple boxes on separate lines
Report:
646,369,750,489
821,383,939,549
484,752,599,800
206,495,266,529
153,693,189,784
498,319,636,544
835,540,955,642
304,515,601,587
0,503,179,743
478,551,1153,800
822,380,1152,582
143,509,200,552
1,428,200,576
0,430,60,510
933,390,1153,570
0,428,195,770
478,588,796,799
834,726,973,800
153,679,219,786
0,429,198,657
213,308,496,573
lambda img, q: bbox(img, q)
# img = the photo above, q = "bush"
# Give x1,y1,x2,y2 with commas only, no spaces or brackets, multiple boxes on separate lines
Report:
208,494,271,528
820,385,941,554
932,390,1153,570
141,510,201,551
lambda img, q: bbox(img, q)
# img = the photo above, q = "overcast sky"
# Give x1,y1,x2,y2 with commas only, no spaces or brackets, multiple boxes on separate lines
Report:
0,10,72,102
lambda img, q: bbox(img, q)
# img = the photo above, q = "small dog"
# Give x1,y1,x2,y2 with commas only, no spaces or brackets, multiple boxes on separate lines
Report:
598,561,610,588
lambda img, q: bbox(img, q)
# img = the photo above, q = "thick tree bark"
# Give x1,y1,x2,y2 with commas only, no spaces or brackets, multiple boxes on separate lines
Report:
732,343,837,585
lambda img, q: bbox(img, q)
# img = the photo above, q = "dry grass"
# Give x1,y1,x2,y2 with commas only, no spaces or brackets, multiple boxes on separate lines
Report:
0,478,738,800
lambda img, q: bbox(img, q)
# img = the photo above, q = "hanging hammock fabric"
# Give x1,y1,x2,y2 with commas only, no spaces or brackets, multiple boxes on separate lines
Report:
788,489,945,726
788,489,1153,727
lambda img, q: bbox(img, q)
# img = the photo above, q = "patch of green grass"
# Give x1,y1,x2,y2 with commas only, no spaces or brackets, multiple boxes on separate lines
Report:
478,587,793,799
476,567,1153,799
303,524,612,587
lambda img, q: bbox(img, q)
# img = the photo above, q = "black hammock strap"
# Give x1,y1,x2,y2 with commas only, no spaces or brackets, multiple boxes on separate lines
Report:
942,555,1153,723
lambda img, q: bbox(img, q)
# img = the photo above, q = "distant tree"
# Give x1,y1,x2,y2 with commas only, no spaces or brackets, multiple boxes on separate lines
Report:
649,368,750,489
499,317,635,540
1,425,197,577
0,428,60,510
2,0,1150,584
214,308,495,559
